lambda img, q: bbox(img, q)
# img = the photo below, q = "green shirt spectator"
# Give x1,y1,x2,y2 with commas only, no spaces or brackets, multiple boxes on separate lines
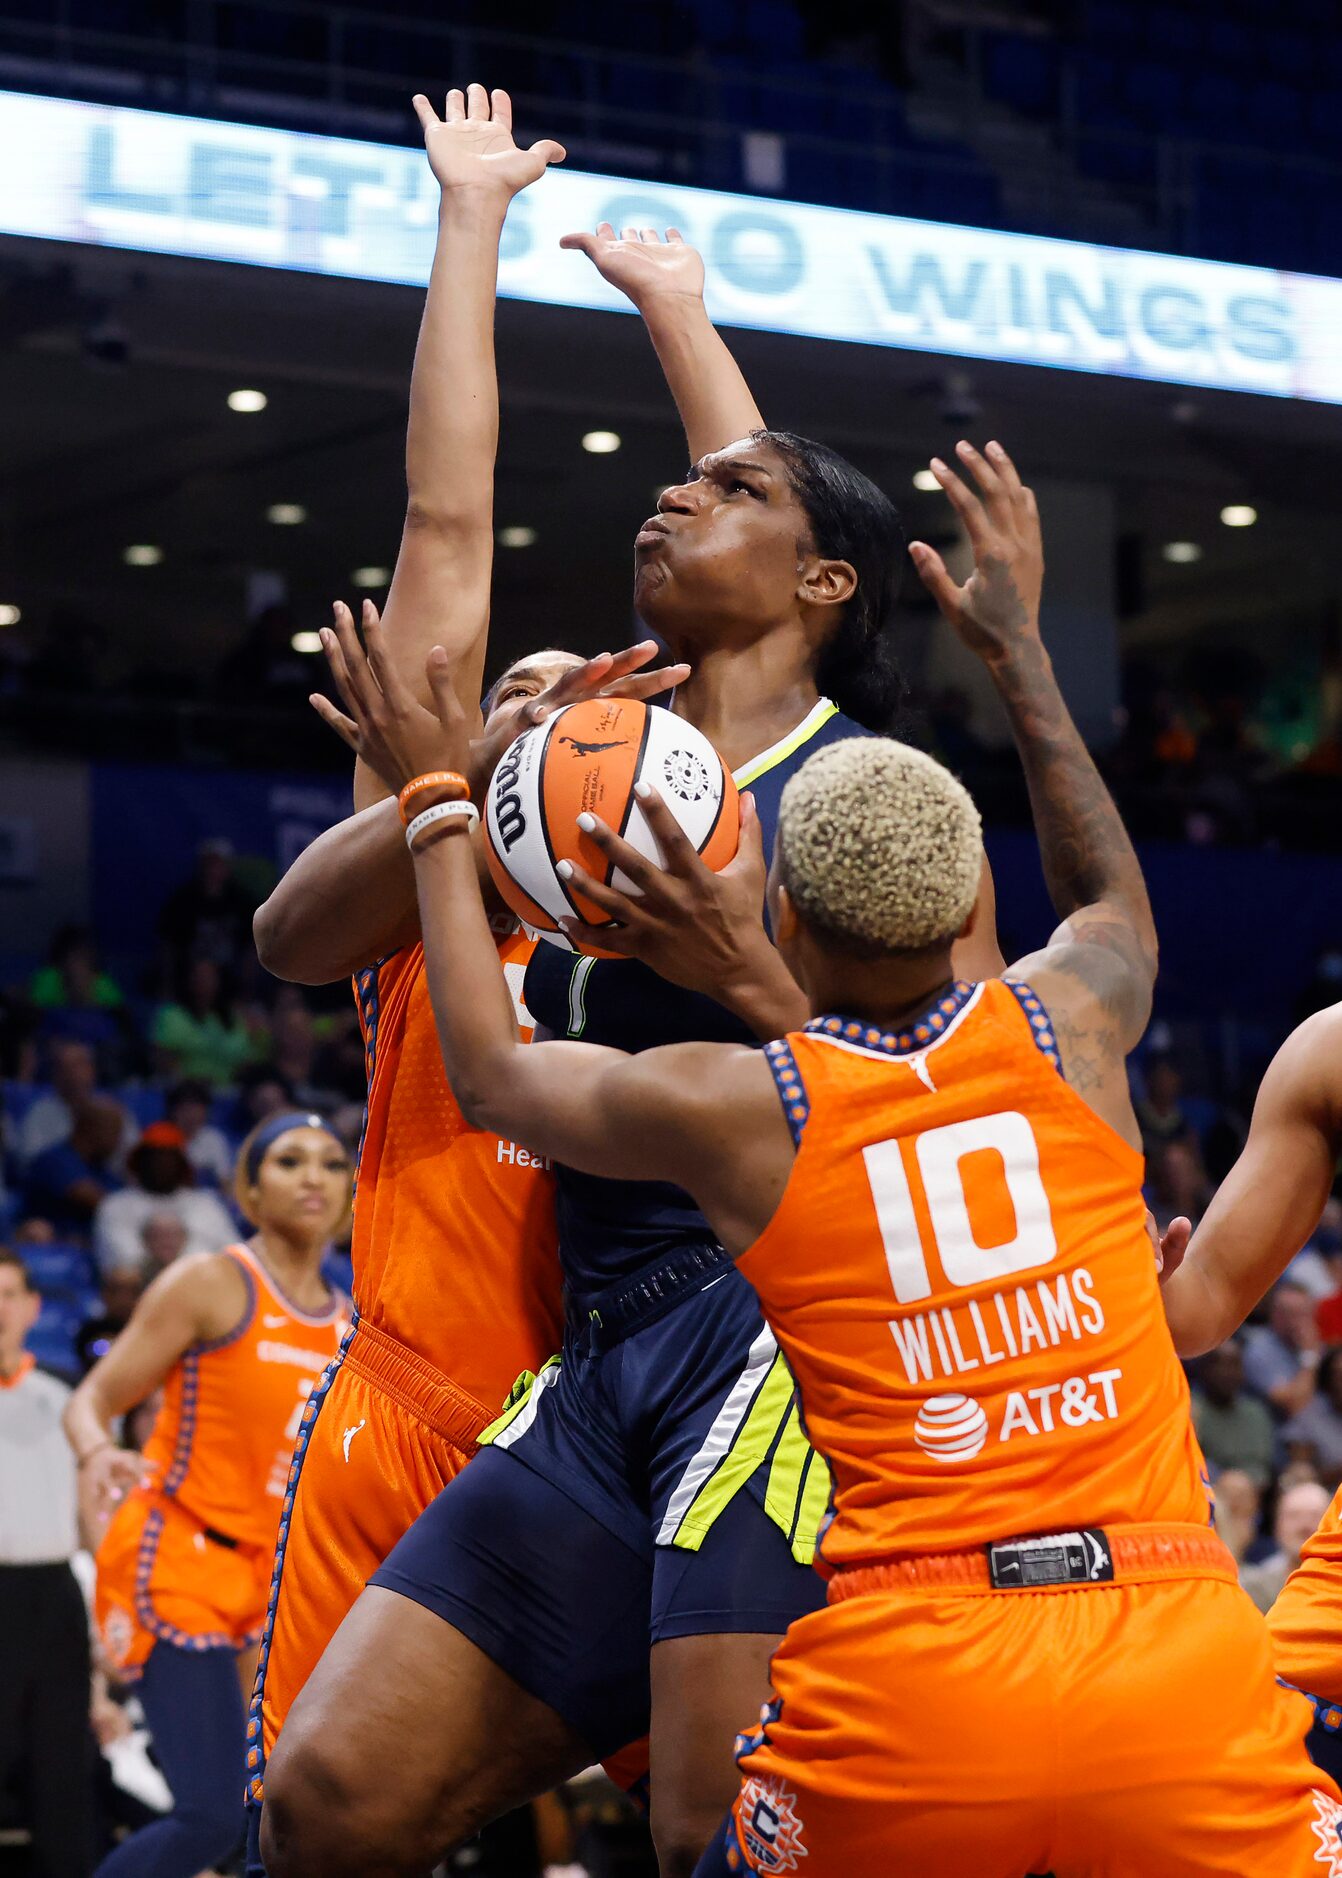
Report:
1191,1341,1278,1489
151,958,259,1087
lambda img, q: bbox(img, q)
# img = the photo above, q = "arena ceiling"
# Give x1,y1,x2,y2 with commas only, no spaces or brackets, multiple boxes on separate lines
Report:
0,233,1337,704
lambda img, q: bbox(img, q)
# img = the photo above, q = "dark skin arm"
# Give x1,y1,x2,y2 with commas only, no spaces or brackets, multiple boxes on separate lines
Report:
911,441,1156,1150
311,613,794,1249
1160,1006,1342,1357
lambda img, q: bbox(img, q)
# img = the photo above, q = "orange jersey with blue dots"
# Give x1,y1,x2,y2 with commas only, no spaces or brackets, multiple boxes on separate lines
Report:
140,1243,347,1548
352,931,562,1408
743,978,1211,1565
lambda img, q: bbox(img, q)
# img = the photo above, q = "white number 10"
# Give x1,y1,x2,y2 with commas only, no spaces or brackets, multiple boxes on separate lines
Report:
863,1110,1057,1304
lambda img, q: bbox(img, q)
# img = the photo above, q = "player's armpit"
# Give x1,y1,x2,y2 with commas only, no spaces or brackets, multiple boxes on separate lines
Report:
1005,923,1148,1147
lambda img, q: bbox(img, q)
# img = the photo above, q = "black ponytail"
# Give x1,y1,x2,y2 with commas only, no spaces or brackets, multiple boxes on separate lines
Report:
756,429,909,735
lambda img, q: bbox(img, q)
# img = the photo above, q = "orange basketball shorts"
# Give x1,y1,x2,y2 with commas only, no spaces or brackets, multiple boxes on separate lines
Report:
246,1317,485,1802
95,1488,273,1679
722,1555,1342,1875
1270,1484,1342,1704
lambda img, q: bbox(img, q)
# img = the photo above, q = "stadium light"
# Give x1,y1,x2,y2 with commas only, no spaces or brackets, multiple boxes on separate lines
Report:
0,604,19,626
291,630,323,653
227,388,268,413
1162,541,1202,564
912,469,940,491
267,503,306,526
582,430,622,454
351,565,390,587
123,544,163,566
1220,504,1257,528
498,526,537,549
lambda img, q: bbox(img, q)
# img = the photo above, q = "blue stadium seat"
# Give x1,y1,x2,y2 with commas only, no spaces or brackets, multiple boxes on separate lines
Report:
17,1242,96,1296
1246,81,1303,148
1145,7,1204,62
1074,50,1129,131
1,1082,45,1131
1185,72,1244,137
25,1315,80,1380
1265,28,1314,84
1124,60,1185,131
121,1085,166,1129
1206,18,1253,71
982,32,1060,119
744,0,805,60
1080,0,1139,46
1077,118,1159,191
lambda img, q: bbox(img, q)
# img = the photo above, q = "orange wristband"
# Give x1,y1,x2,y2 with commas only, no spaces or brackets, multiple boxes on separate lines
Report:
398,771,469,824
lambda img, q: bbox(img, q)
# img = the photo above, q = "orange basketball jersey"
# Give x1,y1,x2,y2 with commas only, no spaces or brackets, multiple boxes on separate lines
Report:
744,978,1211,1565
352,931,562,1407
142,1243,347,1548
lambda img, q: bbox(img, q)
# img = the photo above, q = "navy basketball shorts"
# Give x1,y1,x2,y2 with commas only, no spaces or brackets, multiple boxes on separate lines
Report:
371,1263,828,1757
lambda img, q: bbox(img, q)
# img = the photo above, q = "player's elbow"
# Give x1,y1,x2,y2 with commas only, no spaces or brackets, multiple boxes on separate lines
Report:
253,894,325,986
403,490,492,540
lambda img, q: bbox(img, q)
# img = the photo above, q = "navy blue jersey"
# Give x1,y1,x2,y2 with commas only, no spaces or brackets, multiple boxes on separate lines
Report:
525,698,872,1305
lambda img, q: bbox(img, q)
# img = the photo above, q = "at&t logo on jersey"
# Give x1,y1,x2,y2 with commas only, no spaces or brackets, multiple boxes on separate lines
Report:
910,1370,1125,1461
736,1775,807,1873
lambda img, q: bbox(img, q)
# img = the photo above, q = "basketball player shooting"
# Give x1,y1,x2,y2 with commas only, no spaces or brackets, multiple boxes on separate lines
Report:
320,439,1341,1874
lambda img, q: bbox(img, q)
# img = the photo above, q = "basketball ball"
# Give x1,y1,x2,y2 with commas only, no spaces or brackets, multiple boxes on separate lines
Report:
483,697,740,957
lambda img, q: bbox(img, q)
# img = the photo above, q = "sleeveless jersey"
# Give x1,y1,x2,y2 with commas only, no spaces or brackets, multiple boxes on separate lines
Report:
353,930,562,1406
739,978,1212,1564
143,1244,347,1548
525,698,868,1304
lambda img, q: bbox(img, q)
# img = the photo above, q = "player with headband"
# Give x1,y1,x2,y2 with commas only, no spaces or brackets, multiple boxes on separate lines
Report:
64,1115,350,1878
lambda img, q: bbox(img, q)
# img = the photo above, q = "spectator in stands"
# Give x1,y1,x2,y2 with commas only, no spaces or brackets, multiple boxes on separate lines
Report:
75,1266,144,1373
15,1037,134,1169
164,1077,234,1188
1136,1055,1202,1157
141,1212,189,1275
150,956,259,1087
1191,1340,1277,1489
156,837,256,988
0,1249,97,1873
23,1095,125,1235
263,984,342,1111
28,923,130,1070
1145,1136,1210,1232
1243,1281,1323,1420
1311,1200,1342,1340
1211,1467,1262,1566
233,1063,294,1135
93,1122,236,1275
1240,1480,1332,1615
1283,1347,1342,1487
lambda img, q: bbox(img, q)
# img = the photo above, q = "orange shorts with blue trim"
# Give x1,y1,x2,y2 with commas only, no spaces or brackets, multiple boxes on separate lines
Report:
247,1318,484,1800
721,1534,1342,1876
95,1488,271,1680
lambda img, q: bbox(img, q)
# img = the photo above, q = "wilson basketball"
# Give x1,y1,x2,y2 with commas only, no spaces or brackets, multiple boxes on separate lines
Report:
483,697,739,957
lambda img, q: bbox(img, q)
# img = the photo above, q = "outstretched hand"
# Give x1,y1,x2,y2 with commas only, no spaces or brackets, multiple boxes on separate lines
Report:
555,788,773,990
468,641,690,797
313,600,469,791
559,223,705,308
414,85,565,204
909,440,1044,664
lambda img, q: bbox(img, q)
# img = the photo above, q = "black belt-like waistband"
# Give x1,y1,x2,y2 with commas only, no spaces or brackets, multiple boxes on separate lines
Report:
567,1242,734,1350
202,1524,240,1551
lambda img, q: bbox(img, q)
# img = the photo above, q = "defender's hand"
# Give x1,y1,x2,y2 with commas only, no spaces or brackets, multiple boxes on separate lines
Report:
556,789,772,992
559,224,705,308
468,641,690,799
414,86,565,205
909,441,1044,665
314,600,471,790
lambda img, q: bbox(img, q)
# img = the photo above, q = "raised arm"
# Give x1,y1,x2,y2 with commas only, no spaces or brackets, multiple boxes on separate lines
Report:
1160,1007,1342,1357
911,441,1155,1144
64,1252,248,1540
560,225,763,461
353,86,564,813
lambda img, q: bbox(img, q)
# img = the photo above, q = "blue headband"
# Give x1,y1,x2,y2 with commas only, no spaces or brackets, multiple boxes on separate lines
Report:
244,1111,345,1184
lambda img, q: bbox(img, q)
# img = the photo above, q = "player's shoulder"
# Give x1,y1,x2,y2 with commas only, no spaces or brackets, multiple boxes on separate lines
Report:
1264,1003,1342,1113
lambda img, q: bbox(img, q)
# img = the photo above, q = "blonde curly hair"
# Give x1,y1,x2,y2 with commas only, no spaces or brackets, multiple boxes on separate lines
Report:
777,738,982,956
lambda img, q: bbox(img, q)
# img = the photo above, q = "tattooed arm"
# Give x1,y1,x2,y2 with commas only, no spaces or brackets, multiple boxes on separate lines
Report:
911,442,1154,1147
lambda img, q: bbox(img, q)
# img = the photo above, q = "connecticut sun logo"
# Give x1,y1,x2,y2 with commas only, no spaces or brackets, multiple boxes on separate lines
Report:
1310,1789,1342,1873
736,1775,807,1872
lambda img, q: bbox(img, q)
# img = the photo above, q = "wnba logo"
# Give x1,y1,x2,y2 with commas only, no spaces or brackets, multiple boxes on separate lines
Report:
913,1393,989,1462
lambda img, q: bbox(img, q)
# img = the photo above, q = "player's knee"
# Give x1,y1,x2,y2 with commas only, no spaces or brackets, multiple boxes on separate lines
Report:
262,1724,472,1878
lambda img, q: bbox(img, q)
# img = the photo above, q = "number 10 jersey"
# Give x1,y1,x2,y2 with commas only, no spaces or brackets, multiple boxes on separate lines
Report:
741,977,1211,1568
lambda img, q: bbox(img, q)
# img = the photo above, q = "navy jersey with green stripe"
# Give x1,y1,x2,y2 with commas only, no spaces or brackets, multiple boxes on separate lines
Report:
524,698,871,1304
